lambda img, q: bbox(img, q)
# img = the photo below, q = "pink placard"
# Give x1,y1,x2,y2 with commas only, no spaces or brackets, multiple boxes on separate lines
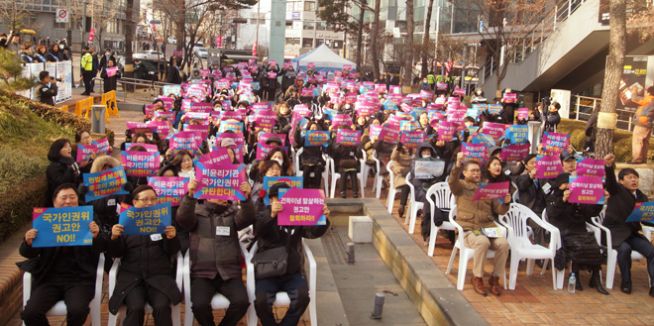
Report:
277,188,327,226
500,144,531,162
535,154,563,179
481,122,509,140
576,158,606,178
569,176,605,205
473,181,510,201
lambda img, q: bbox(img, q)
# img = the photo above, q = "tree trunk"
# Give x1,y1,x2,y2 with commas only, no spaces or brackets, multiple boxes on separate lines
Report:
421,0,434,78
403,0,415,86
175,0,186,60
594,0,626,158
355,4,365,70
371,0,381,79
124,0,135,88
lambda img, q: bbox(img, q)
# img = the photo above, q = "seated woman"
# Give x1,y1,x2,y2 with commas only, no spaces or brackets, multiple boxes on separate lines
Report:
108,185,182,325
46,138,81,206
20,184,102,326
545,173,609,295
390,143,414,218
253,183,330,326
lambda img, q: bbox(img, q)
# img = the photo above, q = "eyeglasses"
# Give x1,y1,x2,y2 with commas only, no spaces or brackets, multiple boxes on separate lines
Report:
135,197,158,203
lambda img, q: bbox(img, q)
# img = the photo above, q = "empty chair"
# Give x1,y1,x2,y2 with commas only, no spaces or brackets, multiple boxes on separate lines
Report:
499,203,563,290
425,182,455,256
404,172,422,234
385,161,397,213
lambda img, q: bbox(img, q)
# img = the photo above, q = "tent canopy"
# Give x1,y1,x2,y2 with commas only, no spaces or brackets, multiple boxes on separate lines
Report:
292,44,356,71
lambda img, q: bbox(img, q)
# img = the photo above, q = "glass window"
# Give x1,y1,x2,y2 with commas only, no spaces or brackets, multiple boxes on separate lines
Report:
302,38,314,47
303,22,315,30
304,1,315,12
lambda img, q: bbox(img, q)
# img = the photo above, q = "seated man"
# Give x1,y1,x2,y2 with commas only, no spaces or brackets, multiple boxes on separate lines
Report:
20,184,101,326
448,152,511,296
602,154,654,295
176,179,255,326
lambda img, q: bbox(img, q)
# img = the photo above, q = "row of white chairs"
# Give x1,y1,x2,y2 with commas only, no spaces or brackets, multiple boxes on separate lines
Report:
23,238,317,326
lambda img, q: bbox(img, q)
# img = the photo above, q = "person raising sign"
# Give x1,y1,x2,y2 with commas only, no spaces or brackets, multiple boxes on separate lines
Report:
20,184,102,326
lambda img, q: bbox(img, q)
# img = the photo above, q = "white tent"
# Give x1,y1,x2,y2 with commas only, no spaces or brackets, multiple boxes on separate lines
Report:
293,44,357,71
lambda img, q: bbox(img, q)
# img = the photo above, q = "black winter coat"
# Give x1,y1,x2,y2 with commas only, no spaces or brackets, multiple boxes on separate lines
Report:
46,158,80,206
602,165,649,247
107,233,181,314
18,240,100,287
254,202,329,278
515,174,547,215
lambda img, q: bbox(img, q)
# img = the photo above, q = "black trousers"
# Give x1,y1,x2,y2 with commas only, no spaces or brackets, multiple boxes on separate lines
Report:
339,170,359,195
398,185,410,206
254,273,309,326
302,168,323,189
191,276,250,326
617,235,654,287
22,281,94,326
82,71,94,94
124,283,172,326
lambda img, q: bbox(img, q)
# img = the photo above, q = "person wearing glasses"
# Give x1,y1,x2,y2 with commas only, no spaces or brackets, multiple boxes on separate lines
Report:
20,184,102,326
107,185,181,326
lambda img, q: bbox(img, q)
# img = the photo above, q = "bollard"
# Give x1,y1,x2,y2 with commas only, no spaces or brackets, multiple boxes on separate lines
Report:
346,242,355,264
370,293,385,319
527,121,542,154
91,105,106,134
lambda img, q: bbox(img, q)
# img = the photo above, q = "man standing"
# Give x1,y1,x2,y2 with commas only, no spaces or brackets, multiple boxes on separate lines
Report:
37,71,58,106
629,86,654,164
602,154,654,295
448,152,511,296
80,47,94,95
90,47,99,93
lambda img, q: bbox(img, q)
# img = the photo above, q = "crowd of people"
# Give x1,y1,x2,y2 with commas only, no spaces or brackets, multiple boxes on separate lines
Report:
17,56,654,326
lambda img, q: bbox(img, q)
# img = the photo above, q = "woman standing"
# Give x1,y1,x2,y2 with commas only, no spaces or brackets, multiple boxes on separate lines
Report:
46,139,81,206
108,185,181,325
100,58,121,93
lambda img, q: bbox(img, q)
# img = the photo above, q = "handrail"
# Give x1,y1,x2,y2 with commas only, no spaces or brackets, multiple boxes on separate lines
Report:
570,94,639,132
483,0,589,77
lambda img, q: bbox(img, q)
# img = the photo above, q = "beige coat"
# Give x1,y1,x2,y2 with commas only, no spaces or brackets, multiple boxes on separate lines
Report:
390,147,413,188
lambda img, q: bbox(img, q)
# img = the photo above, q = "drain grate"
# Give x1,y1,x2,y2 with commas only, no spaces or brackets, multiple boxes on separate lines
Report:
322,227,348,265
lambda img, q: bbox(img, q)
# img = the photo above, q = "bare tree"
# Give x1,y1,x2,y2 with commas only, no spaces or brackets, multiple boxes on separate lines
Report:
371,0,381,79
402,0,415,86
420,0,435,78
318,0,371,70
0,1,34,34
474,0,551,93
594,0,627,157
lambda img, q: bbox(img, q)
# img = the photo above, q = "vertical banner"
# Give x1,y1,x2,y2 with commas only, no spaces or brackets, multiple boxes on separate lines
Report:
277,188,327,226
31,206,94,248
147,177,189,207
118,202,172,235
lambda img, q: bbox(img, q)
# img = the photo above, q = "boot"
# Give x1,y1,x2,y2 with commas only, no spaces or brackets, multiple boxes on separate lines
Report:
340,175,348,198
351,173,359,198
340,191,347,199
488,276,502,296
472,277,488,296
590,269,609,295
398,205,405,218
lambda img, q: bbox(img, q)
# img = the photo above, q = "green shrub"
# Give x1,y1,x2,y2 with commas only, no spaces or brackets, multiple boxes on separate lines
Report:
557,119,634,162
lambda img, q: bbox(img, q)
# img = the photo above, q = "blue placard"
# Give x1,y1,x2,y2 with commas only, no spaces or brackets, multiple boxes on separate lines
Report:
626,202,654,223
504,124,529,144
262,176,304,205
32,206,94,248
118,202,172,236
83,167,129,202
304,130,331,148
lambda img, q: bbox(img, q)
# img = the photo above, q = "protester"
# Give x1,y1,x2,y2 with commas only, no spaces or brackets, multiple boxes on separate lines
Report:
176,179,254,326
448,152,510,296
543,101,561,133
391,143,414,218
37,70,58,106
108,185,181,325
20,184,101,326
253,182,330,325
100,58,121,93
72,130,95,173
629,86,654,164
46,138,80,206
545,173,609,294
602,154,654,295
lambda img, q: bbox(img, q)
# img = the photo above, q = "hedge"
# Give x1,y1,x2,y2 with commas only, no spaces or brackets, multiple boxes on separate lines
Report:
0,90,114,243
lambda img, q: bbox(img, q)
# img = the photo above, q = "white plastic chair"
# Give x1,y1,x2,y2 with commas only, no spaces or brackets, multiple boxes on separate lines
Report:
425,182,455,256
404,173,423,234
294,147,330,195
328,156,365,198
499,203,564,290
108,252,183,326
183,243,257,326
22,253,105,326
246,240,317,326
590,214,649,290
386,161,397,214
293,147,304,177
445,198,508,291
369,150,383,199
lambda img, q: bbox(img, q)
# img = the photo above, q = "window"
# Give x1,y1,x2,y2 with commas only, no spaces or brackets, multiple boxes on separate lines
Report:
302,38,313,47
303,22,315,30
287,38,301,46
316,21,326,30
304,1,315,12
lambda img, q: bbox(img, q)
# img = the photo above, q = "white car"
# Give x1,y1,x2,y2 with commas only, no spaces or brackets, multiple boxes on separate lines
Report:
133,50,165,61
194,47,208,59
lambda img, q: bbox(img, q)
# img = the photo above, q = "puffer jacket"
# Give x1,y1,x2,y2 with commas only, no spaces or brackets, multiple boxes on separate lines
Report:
390,147,413,188
447,165,509,231
176,195,255,280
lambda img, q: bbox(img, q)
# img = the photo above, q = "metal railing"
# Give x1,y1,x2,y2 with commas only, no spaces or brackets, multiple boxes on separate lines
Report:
483,0,588,78
571,95,637,132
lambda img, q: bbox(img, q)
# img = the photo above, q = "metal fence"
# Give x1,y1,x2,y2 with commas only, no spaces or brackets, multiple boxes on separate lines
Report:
570,95,637,132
